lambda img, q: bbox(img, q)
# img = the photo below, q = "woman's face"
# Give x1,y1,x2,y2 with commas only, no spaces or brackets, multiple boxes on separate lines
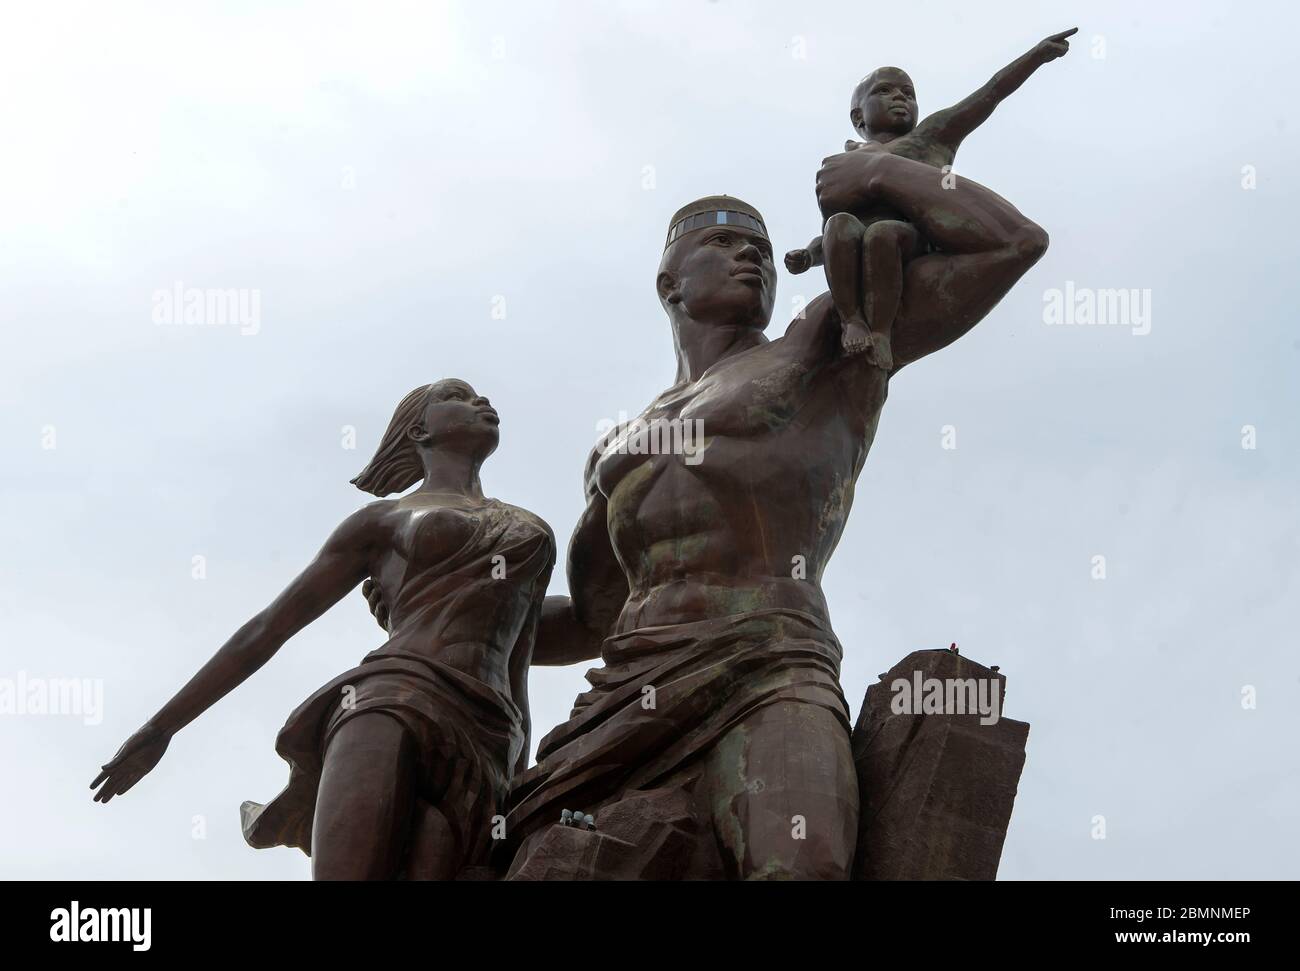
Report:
413,379,500,458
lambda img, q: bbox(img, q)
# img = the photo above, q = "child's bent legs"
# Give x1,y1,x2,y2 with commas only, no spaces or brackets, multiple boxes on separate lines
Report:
822,211,868,339
861,220,921,370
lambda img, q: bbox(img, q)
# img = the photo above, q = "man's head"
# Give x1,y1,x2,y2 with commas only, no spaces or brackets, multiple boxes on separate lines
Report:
851,67,918,138
656,195,776,331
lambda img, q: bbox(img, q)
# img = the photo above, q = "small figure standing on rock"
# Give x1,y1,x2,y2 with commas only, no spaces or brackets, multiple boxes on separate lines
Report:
561,809,596,831
786,27,1077,369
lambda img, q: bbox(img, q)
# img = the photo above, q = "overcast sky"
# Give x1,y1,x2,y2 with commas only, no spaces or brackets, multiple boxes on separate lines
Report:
2,0,1297,880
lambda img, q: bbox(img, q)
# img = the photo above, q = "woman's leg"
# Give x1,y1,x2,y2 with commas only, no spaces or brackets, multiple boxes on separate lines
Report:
404,799,464,880
311,712,418,880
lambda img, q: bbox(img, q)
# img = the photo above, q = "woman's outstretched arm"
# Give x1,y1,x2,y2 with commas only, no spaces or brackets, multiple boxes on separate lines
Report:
91,502,387,803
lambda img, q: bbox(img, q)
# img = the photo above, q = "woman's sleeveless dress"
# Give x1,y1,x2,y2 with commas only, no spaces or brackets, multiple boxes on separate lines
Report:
240,498,554,871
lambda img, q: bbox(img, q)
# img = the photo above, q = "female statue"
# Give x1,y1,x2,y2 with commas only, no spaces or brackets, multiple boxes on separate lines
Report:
91,379,555,879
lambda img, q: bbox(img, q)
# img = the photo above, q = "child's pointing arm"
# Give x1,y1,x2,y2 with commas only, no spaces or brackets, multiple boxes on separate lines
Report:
919,27,1077,150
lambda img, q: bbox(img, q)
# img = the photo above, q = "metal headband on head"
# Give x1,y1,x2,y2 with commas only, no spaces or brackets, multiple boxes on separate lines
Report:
664,197,768,250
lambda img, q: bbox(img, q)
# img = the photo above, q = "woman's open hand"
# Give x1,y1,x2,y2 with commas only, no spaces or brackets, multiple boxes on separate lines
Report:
90,724,170,804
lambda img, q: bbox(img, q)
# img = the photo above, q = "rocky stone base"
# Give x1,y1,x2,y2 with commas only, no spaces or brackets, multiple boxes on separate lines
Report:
505,786,719,880
501,648,1029,880
852,649,1029,880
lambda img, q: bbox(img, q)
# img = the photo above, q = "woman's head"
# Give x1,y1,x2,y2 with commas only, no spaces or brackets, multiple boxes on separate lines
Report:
351,379,499,496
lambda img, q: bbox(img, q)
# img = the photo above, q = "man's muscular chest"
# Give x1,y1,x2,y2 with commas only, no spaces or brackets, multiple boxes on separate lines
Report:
593,343,815,500
649,343,818,443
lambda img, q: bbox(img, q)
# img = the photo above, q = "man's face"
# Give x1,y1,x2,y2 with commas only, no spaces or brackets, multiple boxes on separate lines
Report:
855,68,918,136
662,226,775,330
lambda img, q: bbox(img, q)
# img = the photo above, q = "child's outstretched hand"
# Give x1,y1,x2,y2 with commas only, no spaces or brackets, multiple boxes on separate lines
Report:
785,248,813,274
1035,27,1077,64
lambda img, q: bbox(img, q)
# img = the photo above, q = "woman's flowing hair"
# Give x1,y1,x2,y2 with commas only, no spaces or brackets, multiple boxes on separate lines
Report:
350,384,438,497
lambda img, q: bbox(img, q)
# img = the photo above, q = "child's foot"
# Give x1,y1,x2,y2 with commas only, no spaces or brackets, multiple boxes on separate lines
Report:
841,316,871,356
867,331,894,371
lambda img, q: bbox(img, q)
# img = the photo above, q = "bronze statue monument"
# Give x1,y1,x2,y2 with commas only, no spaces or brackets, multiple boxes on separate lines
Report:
95,27,1073,879
498,27,1072,878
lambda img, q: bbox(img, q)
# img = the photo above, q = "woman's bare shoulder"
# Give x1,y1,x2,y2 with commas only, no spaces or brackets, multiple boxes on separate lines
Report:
330,498,401,550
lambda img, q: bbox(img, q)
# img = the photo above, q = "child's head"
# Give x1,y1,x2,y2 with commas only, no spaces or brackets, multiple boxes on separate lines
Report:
851,67,917,138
